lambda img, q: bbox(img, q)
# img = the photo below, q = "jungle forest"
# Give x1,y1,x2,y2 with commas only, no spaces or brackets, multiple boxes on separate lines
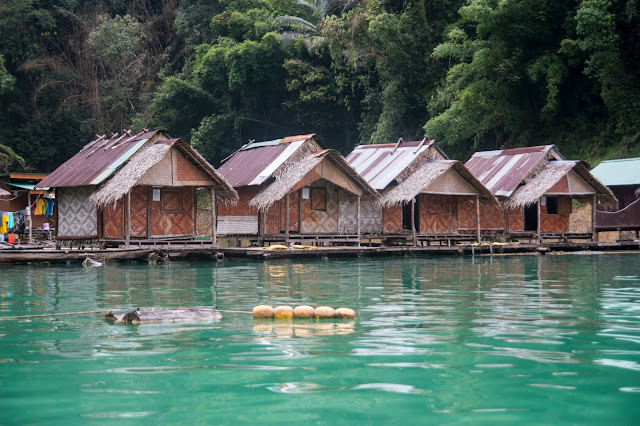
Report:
0,0,639,173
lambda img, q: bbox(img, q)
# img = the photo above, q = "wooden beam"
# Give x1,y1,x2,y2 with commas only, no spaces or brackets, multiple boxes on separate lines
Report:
357,196,361,247
125,191,131,246
411,198,417,246
211,186,217,247
537,198,541,244
476,195,481,242
27,190,32,243
285,193,290,244
592,194,598,243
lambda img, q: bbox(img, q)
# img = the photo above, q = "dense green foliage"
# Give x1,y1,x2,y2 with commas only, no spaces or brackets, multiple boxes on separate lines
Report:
0,0,638,172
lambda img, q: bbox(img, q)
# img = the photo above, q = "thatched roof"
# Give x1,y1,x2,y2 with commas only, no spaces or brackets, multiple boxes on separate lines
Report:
506,161,617,208
0,187,10,197
380,160,498,207
90,139,237,208
249,150,378,210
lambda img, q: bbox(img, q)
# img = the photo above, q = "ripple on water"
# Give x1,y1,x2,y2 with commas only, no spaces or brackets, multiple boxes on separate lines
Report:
82,411,155,419
352,383,430,394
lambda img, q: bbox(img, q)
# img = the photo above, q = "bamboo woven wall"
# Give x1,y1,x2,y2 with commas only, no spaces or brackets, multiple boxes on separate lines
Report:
383,205,403,234
419,194,457,233
265,204,279,234
457,197,477,230
130,186,149,237
300,181,339,234
540,195,570,233
57,186,97,238
149,186,195,236
507,207,524,232
338,193,383,234
479,202,506,231
279,191,300,232
102,198,124,238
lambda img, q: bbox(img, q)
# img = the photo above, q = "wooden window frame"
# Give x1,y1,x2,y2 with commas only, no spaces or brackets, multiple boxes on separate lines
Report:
161,189,182,213
310,187,327,211
546,196,558,215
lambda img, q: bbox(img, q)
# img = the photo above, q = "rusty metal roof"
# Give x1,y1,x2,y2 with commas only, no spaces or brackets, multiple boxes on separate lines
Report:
38,130,166,188
217,134,321,187
345,139,446,191
465,145,564,197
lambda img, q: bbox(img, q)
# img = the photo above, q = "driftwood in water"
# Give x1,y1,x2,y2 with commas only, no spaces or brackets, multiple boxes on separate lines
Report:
105,307,222,324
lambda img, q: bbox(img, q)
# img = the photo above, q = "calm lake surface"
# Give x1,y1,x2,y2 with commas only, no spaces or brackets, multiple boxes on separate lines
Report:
1,253,639,424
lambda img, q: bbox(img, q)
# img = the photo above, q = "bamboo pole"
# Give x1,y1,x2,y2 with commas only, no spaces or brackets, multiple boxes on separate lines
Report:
537,198,542,244
476,195,481,242
28,190,33,243
592,194,598,243
285,193,290,244
411,198,417,246
125,191,131,246
357,195,361,247
211,186,217,246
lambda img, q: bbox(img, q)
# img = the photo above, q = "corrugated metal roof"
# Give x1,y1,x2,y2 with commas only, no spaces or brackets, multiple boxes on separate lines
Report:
345,140,443,190
591,157,640,186
217,134,319,187
38,130,165,188
465,145,560,197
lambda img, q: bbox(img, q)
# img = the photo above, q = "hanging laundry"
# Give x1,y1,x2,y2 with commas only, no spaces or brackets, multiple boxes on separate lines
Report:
35,198,44,215
0,212,7,234
46,199,54,216
7,212,14,229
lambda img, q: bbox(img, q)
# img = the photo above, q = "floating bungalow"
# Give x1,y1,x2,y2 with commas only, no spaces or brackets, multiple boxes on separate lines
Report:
591,157,640,237
465,145,616,243
0,172,54,242
37,130,237,247
217,135,378,245
346,139,497,245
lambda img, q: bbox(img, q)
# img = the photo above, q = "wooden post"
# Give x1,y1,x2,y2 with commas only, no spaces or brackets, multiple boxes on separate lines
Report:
27,190,33,243
125,191,131,247
537,198,542,244
592,194,598,243
211,186,217,247
475,195,481,242
356,196,361,247
411,198,417,246
285,193,290,244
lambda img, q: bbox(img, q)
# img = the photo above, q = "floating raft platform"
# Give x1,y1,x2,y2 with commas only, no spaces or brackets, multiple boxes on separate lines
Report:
1,240,639,264
105,307,222,324
0,246,156,264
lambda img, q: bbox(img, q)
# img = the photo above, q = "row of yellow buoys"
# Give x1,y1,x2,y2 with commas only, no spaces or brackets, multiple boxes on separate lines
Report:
252,305,356,320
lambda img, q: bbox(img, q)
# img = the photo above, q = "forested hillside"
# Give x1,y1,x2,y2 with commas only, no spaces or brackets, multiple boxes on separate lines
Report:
0,0,638,172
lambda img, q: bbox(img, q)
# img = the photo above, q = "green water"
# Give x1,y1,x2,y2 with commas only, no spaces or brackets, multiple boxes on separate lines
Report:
1,254,639,424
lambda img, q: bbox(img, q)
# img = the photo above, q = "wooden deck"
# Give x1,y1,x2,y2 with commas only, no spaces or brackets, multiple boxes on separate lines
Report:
1,239,638,264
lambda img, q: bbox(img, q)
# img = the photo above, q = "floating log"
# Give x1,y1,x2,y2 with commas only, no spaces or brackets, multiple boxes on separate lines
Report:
106,307,222,324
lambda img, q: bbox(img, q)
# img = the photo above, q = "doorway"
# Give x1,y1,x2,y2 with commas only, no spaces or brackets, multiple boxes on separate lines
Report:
402,198,420,232
524,203,538,231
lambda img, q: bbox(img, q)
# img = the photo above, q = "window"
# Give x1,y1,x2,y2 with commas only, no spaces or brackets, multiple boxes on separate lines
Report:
546,196,558,214
162,190,182,213
310,187,327,211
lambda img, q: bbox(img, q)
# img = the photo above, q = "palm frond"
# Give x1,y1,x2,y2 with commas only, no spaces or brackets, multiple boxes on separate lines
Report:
277,15,317,33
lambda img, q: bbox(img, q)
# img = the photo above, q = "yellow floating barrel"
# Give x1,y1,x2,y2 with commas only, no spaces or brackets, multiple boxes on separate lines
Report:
334,308,356,319
273,305,294,319
293,305,315,318
253,305,274,319
314,306,335,319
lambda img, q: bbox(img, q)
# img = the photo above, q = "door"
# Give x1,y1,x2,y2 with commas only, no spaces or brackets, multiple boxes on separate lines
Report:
401,198,419,232
524,203,538,231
